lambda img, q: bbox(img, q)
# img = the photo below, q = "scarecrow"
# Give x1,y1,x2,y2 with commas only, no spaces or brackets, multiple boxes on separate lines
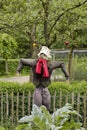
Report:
17,46,69,111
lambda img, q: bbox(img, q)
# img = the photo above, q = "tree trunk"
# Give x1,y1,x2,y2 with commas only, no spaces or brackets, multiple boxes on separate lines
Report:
41,0,50,45
5,59,8,75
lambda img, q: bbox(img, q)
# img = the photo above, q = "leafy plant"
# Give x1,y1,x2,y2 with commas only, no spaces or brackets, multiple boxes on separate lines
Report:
16,103,85,130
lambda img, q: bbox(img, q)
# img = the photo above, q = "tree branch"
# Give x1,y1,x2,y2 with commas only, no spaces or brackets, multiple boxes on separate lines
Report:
49,0,87,35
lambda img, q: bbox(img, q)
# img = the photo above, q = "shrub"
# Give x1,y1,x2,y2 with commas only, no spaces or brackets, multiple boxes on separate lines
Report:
0,59,30,76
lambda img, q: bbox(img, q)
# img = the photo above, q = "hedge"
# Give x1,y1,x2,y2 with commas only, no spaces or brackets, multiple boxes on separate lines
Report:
0,59,30,76
0,80,87,94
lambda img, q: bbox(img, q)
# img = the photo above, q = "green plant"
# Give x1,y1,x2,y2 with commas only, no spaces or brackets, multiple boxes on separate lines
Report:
16,103,85,130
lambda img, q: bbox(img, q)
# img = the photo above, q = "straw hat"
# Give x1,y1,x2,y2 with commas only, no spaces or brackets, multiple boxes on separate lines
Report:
38,46,52,59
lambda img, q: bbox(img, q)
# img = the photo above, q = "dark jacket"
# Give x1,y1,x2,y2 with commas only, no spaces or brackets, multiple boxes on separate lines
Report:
17,58,69,87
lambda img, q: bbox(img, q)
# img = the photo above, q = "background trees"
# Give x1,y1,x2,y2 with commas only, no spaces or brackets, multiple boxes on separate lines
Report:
0,33,17,74
0,0,87,58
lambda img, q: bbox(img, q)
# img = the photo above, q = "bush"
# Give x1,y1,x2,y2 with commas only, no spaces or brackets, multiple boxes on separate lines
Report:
0,81,34,93
0,59,30,76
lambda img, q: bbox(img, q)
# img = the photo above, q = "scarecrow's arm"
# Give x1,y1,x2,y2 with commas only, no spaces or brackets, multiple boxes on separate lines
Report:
17,58,34,73
51,61,69,80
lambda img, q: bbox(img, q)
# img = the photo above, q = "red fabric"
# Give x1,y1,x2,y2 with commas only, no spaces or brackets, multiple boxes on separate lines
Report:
36,58,49,77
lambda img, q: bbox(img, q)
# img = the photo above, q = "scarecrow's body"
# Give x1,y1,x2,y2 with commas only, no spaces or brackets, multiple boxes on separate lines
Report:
17,58,69,111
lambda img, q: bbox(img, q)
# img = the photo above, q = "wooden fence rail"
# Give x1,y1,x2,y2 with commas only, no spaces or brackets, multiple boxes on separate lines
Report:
0,91,87,128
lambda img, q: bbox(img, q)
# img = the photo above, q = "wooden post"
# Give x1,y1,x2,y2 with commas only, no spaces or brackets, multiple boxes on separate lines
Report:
59,90,62,108
83,93,86,127
71,92,74,108
77,93,80,122
6,91,9,118
11,91,14,125
53,91,56,112
22,91,25,116
28,91,31,115
16,92,19,122
66,92,68,103
1,92,3,122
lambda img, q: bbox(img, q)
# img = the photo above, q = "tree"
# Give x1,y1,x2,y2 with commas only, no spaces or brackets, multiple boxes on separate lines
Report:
0,0,87,58
0,33,17,74
0,0,87,79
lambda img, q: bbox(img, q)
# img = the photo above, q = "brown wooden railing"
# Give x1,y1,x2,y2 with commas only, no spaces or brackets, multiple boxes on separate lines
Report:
0,91,87,128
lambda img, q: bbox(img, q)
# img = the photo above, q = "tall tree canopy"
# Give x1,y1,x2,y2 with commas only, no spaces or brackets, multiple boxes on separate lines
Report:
0,0,87,57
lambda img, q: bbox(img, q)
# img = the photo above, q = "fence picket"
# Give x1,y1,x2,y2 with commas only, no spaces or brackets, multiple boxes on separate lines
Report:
77,92,80,122
28,91,31,115
11,91,14,125
1,92,3,122
16,92,19,122
0,91,86,127
66,92,68,103
71,92,74,108
53,91,56,112
6,91,9,118
59,90,62,108
83,93,86,127
22,91,25,116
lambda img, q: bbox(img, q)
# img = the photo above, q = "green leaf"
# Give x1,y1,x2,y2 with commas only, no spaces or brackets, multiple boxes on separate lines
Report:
17,103,85,130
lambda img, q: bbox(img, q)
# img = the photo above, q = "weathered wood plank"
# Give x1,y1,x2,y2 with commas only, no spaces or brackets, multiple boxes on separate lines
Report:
53,91,56,112
6,91,9,119
28,91,31,115
83,93,86,127
77,92,80,122
22,91,25,116
1,92,3,122
11,91,14,125
59,90,62,108
16,92,19,122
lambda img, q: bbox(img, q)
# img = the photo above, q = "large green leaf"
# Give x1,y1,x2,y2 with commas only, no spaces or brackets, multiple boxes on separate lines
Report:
17,103,85,130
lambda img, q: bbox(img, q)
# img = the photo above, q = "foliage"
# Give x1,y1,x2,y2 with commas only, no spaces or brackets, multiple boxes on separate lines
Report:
0,80,87,94
0,33,18,74
0,0,87,57
0,33,17,59
72,56,87,80
0,59,30,76
0,81,34,93
49,81,87,94
16,103,85,130
0,59,5,75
